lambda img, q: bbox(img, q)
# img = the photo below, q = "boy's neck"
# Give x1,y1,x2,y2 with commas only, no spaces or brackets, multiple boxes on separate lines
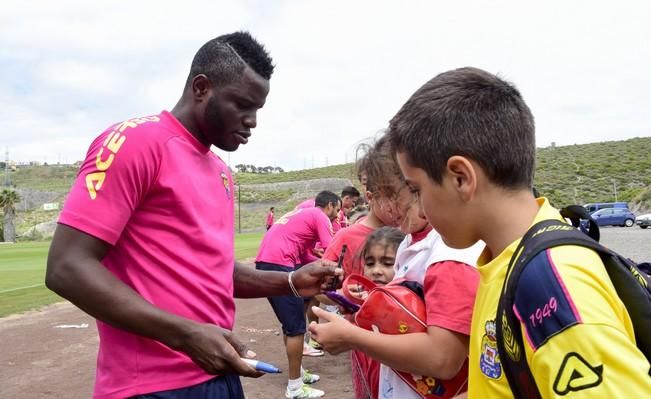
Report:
479,189,540,261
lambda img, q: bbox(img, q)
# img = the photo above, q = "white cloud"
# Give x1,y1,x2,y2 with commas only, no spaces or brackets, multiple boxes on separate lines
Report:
2,0,650,170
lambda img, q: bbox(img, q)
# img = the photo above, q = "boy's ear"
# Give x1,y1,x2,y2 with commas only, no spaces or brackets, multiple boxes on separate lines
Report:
365,191,373,202
446,156,477,201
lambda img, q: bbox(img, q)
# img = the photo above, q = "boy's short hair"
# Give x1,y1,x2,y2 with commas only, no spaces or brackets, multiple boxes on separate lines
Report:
388,67,536,189
341,186,361,199
315,190,341,208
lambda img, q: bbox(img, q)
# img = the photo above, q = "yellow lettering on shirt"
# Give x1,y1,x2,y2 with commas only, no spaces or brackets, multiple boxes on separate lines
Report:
276,209,302,225
85,172,106,200
116,120,138,133
85,115,159,200
106,132,126,153
95,148,114,171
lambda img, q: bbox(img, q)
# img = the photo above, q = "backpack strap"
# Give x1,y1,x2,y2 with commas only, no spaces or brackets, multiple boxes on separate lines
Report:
559,205,600,242
497,218,651,398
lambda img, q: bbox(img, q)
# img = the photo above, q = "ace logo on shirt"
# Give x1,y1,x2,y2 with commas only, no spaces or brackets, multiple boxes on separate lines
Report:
553,352,603,395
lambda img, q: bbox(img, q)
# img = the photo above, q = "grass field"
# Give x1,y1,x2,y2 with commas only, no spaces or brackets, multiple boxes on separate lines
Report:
0,233,264,317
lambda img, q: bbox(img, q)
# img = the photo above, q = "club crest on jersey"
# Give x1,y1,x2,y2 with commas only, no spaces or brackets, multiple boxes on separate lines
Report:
221,172,231,199
480,320,502,379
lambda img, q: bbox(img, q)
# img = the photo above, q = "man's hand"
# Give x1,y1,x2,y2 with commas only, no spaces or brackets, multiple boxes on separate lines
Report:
308,306,357,355
175,322,264,378
292,259,342,296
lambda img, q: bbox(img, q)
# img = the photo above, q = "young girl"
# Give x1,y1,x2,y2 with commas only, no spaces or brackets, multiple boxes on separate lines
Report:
315,137,410,399
352,227,405,399
322,137,407,278
309,135,484,399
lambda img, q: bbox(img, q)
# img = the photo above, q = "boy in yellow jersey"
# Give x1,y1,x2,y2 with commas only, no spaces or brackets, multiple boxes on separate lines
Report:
386,67,651,398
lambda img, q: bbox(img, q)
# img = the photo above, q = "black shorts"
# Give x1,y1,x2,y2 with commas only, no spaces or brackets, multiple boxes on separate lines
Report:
129,374,243,398
255,261,307,337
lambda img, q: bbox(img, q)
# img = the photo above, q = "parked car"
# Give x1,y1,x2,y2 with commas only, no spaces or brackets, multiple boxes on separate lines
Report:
589,208,636,227
636,213,651,229
583,202,629,214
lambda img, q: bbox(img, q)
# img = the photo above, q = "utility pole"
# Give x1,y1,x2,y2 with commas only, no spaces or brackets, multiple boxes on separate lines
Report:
4,146,9,186
612,179,618,202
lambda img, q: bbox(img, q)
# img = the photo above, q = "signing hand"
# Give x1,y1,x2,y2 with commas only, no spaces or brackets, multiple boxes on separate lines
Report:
292,260,343,296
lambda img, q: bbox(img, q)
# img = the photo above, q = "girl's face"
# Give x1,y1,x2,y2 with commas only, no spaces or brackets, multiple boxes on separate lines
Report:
370,183,412,227
400,195,429,234
363,242,397,285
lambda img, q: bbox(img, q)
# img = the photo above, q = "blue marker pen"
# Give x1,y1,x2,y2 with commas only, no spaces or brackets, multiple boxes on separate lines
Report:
241,358,282,373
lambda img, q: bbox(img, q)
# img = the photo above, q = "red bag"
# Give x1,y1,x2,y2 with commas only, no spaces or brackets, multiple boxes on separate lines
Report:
342,274,468,398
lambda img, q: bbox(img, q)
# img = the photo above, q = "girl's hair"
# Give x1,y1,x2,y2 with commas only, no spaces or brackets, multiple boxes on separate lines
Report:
356,134,404,197
360,226,406,260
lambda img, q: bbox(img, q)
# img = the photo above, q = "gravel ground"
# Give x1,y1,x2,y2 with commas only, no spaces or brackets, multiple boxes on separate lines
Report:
598,226,651,263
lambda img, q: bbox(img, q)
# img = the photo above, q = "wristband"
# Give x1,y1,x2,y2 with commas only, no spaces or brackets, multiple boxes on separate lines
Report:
288,271,301,298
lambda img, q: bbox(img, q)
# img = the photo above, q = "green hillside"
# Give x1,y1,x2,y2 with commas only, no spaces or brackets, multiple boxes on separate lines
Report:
235,163,357,185
534,137,651,208
5,136,651,236
12,164,78,193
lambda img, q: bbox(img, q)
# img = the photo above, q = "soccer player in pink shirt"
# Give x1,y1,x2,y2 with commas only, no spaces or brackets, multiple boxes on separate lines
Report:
256,191,341,398
266,206,275,230
45,32,339,399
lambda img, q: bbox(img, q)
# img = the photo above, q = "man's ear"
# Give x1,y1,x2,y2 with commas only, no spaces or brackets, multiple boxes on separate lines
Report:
365,191,373,203
446,155,477,202
190,74,212,102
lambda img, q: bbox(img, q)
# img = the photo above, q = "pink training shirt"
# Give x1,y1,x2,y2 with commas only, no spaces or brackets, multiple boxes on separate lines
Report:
58,111,235,398
294,198,346,234
255,207,334,267
296,198,315,209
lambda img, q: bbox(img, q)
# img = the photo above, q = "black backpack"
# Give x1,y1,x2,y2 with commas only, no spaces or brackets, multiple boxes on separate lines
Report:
495,205,651,398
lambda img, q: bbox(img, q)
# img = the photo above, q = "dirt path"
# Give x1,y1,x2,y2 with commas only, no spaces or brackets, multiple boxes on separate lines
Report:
0,300,354,399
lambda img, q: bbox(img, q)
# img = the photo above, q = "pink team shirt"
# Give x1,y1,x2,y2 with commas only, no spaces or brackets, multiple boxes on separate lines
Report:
295,197,342,236
58,111,235,398
255,207,333,267
296,198,316,209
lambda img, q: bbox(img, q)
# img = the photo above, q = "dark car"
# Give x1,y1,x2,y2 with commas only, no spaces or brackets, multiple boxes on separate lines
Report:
589,208,636,227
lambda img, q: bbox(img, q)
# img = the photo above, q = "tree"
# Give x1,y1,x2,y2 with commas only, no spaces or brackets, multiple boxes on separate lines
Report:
0,188,20,242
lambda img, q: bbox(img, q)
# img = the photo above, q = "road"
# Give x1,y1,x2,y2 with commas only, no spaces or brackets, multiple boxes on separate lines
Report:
599,226,650,262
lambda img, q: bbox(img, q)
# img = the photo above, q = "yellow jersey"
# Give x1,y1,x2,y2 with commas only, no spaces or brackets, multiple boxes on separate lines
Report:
468,198,651,398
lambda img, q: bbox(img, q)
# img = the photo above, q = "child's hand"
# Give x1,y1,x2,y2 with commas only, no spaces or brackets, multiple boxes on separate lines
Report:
308,306,357,355
346,284,369,300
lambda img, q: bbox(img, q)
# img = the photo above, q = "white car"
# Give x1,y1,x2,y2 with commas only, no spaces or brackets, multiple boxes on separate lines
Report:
635,213,651,229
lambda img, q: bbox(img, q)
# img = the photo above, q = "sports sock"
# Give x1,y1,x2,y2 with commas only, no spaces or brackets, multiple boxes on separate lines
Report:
288,377,303,392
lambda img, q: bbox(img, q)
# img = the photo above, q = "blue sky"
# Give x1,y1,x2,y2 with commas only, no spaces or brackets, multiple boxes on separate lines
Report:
2,0,650,170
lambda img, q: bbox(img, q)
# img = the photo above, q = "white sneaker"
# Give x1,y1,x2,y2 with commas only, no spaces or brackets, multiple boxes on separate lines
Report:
302,369,321,384
285,384,325,398
302,343,324,357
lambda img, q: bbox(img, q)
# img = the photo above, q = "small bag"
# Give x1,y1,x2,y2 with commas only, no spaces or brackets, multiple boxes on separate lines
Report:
346,274,468,398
